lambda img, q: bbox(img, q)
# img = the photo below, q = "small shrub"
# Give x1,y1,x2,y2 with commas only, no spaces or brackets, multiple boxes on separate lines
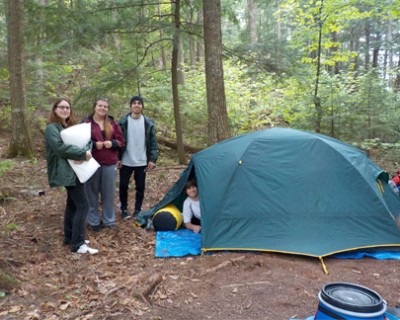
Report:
0,160,13,178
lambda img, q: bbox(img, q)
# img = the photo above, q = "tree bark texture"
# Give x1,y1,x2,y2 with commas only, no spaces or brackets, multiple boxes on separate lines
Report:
158,2,167,69
203,0,230,144
247,0,258,44
372,32,381,69
7,0,34,158
364,21,370,69
188,8,196,66
313,0,323,133
157,136,203,154
171,0,186,164
196,10,203,62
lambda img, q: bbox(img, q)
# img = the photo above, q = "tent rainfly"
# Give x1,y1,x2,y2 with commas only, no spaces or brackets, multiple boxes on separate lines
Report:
137,128,400,261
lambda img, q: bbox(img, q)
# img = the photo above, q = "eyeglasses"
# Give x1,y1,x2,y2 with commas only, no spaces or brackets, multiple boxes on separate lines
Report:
57,105,71,110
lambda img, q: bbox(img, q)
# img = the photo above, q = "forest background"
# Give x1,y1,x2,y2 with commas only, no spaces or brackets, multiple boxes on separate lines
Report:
1,1,400,318
1,0,400,167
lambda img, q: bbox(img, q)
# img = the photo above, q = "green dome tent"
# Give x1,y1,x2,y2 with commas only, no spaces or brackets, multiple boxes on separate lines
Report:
137,128,400,258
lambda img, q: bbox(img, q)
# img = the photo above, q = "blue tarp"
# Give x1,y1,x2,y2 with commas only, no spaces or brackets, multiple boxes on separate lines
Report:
155,229,202,258
333,251,400,260
155,230,400,260
290,315,398,320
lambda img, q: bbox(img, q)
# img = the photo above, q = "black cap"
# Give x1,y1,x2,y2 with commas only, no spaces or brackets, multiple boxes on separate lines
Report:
130,96,144,108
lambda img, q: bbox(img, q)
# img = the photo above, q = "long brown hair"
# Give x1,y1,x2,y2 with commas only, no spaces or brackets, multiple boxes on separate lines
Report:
48,98,77,127
93,98,113,140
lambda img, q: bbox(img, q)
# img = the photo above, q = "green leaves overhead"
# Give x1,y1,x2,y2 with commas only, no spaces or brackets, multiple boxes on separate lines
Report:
1,0,399,148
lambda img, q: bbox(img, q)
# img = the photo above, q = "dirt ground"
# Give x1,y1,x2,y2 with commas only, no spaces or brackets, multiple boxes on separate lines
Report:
0,135,400,320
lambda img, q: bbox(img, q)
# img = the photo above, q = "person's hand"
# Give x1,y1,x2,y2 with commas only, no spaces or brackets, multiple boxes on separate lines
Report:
192,225,201,233
104,140,112,149
117,161,122,169
147,161,156,171
85,151,92,161
95,141,104,150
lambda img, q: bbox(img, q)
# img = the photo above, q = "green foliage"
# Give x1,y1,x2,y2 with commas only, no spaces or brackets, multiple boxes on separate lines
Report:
4,223,18,231
0,103,11,131
0,160,13,178
1,0,400,157
279,0,370,70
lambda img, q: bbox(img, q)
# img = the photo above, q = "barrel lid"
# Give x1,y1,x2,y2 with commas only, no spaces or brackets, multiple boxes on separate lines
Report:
320,282,384,313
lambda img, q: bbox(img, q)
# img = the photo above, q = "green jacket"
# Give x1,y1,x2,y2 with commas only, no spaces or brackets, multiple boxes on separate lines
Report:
118,114,159,164
45,123,87,187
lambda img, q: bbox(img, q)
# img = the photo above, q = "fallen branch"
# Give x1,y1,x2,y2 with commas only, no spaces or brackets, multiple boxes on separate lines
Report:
104,286,122,299
140,293,151,306
201,256,246,275
157,136,204,154
220,280,271,288
141,273,163,302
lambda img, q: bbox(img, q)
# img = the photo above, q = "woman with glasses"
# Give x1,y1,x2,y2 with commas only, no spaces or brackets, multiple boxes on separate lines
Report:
84,98,124,231
44,98,99,254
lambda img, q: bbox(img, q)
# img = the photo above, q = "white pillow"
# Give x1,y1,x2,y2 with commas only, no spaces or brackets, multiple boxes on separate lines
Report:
60,123,91,148
60,123,100,183
67,158,100,183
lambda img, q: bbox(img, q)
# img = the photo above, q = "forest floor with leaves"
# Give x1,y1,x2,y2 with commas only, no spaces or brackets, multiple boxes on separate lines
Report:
0,134,400,320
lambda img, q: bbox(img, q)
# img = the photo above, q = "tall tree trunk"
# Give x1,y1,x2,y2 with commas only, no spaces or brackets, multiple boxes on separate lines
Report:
188,8,196,66
203,0,230,144
247,0,257,44
158,1,167,69
34,0,47,81
330,31,340,75
112,4,121,50
275,0,282,61
394,58,400,92
372,32,380,68
387,9,393,88
171,0,186,164
7,0,34,158
196,10,204,62
313,0,324,133
177,35,185,84
364,21,370,69
352,27,361,72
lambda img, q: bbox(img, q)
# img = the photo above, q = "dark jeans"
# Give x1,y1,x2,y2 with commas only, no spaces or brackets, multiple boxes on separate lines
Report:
64,180,88,252
119,165,147,212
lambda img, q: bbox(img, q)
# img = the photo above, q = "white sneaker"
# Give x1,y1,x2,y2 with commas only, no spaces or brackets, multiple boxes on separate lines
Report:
76,243,98,255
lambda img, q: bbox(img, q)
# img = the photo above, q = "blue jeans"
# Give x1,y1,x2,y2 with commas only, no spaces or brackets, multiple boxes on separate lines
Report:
64,180,88,252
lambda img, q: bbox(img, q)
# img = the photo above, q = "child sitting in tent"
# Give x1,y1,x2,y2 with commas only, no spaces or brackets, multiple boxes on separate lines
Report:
182,179,201,233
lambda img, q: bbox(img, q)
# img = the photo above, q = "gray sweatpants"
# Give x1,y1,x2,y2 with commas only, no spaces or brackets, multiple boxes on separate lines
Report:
86,164,117,227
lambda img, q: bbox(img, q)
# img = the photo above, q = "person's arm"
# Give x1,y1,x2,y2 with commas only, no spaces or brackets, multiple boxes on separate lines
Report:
182,198,201,233
184,222,201,233
45,124,87,160
118,117,127,161
148,123,159,164
110,121,125,150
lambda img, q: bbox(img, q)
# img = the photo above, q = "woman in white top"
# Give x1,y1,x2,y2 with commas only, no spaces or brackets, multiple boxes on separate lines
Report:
182,180,201,233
